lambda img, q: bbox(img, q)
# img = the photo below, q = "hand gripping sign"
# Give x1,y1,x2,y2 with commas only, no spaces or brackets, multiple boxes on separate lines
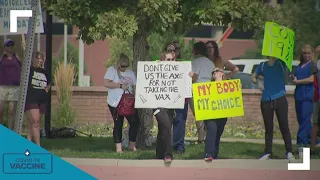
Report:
262,22,295,72
192,79,244,121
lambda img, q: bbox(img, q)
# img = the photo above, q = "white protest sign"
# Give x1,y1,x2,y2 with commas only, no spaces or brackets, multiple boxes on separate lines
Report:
135,61,187,109
0,0,44,35
181,61,192,98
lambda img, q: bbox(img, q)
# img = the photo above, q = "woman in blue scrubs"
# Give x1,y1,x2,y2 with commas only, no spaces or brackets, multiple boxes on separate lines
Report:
292,44,318,156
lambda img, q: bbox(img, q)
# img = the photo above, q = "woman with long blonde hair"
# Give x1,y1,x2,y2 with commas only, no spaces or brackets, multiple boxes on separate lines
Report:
25,51,50,146
103,53,139,153
291,44,318,158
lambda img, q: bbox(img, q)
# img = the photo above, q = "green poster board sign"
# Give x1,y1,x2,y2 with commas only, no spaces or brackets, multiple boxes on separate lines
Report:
262,22,295,72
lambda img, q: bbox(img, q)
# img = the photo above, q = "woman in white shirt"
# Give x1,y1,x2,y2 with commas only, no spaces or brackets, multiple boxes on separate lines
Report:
103,54,139,153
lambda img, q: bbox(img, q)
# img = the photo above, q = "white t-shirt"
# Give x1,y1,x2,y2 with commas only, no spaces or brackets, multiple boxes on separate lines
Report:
191,56,215,83
104,66,137,107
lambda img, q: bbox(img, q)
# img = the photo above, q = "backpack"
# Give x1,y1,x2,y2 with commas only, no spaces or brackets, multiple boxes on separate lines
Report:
50,127,78,138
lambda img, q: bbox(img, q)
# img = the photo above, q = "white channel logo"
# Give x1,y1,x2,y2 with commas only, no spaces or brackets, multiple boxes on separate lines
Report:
10,10,33,33
288,147,310,171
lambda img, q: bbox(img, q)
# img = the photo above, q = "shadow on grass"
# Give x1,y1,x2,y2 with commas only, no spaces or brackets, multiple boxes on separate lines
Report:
40,136,314,160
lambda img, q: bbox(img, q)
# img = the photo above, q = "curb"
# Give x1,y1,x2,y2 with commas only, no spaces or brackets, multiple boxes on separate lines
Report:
64,158,320,171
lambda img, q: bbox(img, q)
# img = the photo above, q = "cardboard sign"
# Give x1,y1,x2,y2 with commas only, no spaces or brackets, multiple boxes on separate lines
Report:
262,22,295,71
192,79,244,121
135,61,187,109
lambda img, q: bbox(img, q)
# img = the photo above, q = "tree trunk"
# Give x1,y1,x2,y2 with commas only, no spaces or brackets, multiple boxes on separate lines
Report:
132,23,154,149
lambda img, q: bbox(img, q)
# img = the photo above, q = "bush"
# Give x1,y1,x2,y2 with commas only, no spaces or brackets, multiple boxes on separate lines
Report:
53,62,76,128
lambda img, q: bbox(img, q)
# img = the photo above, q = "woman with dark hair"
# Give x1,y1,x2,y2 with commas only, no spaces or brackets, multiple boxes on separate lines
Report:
252,56,295,160
153,52,178,162
25,52,50,146
164,41,190,154
189,41,219,161
205,41,239,78
292,44,318,158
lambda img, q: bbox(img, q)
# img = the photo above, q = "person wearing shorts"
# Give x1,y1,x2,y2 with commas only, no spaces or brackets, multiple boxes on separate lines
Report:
0,39,21,130
25,52,50,146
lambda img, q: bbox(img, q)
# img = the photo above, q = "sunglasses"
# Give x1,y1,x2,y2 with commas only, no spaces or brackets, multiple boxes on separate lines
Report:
120,65,129,68
166,58,175,61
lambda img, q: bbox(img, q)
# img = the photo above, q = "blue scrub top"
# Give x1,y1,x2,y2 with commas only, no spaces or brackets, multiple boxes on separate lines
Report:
254,60,286,102
294,61,317,101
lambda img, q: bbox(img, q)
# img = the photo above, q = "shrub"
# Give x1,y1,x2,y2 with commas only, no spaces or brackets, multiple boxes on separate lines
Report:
53,62,76,127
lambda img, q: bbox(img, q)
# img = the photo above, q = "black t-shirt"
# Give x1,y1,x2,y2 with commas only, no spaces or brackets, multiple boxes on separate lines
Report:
26,66,50,104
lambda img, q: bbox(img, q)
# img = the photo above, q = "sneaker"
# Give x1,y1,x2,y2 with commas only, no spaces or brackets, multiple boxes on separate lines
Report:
286,152,295,161
204,154,213,162
259,154,271,160
164,156,172,163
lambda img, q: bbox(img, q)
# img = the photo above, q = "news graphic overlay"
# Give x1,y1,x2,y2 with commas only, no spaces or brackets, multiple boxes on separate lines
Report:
0,125,97,180
2,150,52,174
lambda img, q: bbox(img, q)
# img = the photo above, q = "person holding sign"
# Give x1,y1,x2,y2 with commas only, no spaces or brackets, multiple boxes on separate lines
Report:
153,51,182,162
291,44,318,157
103,54,139,153
189,42,219,161
252,56,295,161
0,39,21,130
165,42,190,154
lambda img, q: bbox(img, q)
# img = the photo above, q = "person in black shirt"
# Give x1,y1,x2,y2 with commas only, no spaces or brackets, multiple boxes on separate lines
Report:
25,52,50,146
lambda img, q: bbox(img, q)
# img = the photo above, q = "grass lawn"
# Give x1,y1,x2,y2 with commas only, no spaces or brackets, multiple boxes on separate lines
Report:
40,137,318,160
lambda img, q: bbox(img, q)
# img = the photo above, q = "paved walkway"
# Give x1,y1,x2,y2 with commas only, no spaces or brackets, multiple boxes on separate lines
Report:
65,158,320,180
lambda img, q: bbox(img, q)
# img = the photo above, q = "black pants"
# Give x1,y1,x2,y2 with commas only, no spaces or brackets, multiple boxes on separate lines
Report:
108,105,139,143
261,96,293,154
204,118,227,159
153,108,175,159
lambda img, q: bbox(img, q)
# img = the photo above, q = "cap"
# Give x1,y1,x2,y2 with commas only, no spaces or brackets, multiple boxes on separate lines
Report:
4,39,14,46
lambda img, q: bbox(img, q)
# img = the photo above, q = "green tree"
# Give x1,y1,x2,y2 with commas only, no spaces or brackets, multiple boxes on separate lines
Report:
52,43,93,86
243,0,320,59
105,33,195,68
45,0,283,147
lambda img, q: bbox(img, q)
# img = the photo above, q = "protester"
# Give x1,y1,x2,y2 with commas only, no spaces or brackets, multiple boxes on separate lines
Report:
153,52,179,162
0,39,21,130
188,41,217,161
203,41,239,158
292,44,317,158
104,54,139,153
166,41,190,154
205,41,239,78
311,45,320,155
25,52,50,146
251,56,295,160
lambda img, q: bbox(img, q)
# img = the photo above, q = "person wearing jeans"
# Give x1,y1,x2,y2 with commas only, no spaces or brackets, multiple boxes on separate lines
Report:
173,101,188,153
252,56,295,160
188,42,215,161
